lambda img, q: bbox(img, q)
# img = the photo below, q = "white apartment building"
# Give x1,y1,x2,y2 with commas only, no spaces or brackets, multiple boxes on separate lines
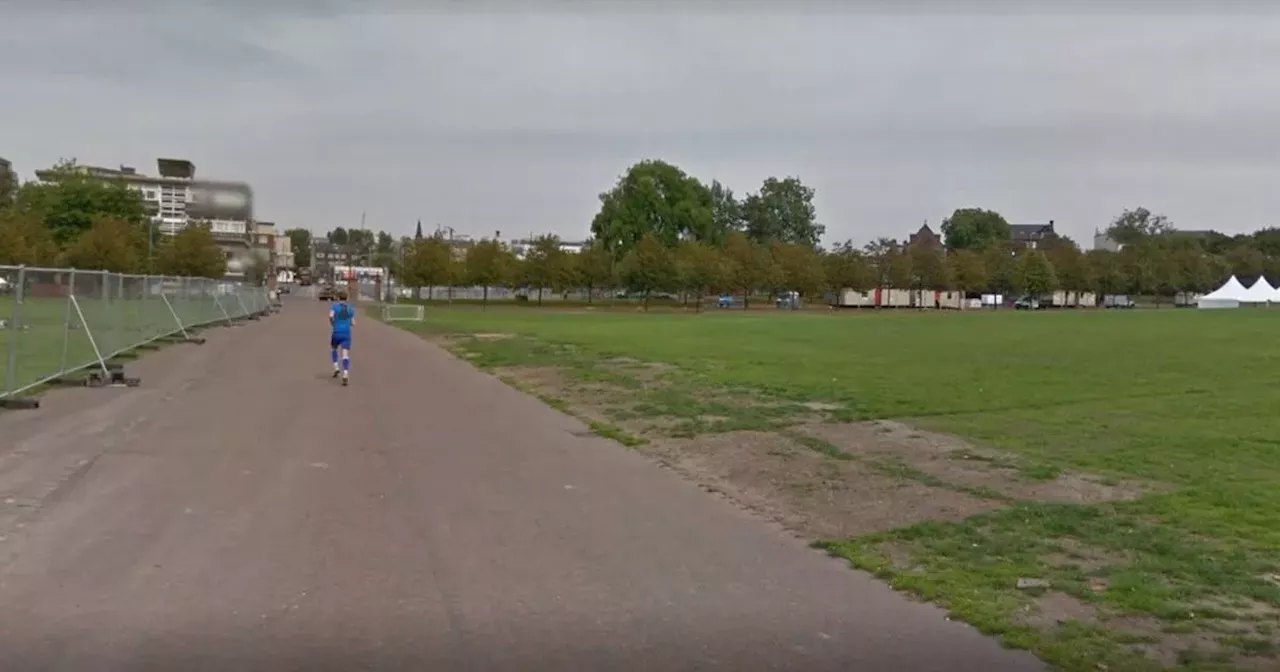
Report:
38,158,250,240
508,238,588,260
274,234,295,270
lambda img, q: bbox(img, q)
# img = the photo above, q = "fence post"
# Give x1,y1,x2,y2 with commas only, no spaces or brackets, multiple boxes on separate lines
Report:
115,272,126,355
97,269,111,358
58,268,76,375
1,266,37,409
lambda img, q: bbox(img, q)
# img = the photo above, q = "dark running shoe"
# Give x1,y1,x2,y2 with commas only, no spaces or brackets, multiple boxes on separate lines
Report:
332,370,340,378
342,378,349,387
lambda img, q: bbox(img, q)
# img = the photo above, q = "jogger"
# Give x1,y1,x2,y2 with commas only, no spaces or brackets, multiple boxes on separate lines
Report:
328,289,355,386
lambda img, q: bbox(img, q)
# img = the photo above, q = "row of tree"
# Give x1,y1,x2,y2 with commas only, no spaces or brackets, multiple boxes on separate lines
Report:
391,225,1259,310
0,160,240,279
380,160,1280,308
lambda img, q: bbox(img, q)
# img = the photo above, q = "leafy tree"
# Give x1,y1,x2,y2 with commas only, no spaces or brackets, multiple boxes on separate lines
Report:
523,234,570,304
62,216,145,273
1151,246,1182,306
246,252,271,286
463,238,510,308
419,236,455,298
153,222,227,278
590,160,713,257
505,254,529,298
371,230,396,269
885,248,914,293
908,243,951,291
771,242,825,299
941,208,1011,250
1118,244,1158,297
1225,243,1265,281
327,227,349,246
0,210,58,265
619,232,676,311
283,228,312,268
347,229,375,263
16,159,147,245
823,244,874,296
1249,227,1280,258
1174,245,1215,296
707,180,743,245
1200,231,1236,256
1011,249,1058,297
1106,207,1174,245
742,177,824,247
1041,235,1091,298
947,249,988,295
1085,249,1126,300
575,239,615,303
723,232,778,309
674,241,728,312
862,237,899,297
981,243,1019,296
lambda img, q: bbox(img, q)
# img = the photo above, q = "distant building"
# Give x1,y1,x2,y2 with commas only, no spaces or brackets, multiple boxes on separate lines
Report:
312,240,347,281
1093,229,1122,252
274,234,295,270
35,158,252,244
508,237,588,260
1009,221,1056,249
0,156,15,202
906,222,942,249
1093,227,1215,252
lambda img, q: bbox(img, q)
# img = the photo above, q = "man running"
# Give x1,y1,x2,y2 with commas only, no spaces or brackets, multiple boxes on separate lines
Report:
329,289,355,386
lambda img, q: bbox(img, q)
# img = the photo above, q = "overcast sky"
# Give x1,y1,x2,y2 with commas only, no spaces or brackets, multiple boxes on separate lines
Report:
3,1,1279,246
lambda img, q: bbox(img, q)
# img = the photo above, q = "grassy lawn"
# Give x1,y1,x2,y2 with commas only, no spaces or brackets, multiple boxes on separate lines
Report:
392,306,1280,671
0,295,231,397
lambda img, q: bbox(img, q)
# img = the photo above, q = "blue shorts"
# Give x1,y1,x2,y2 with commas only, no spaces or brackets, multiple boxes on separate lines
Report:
330,333,351,350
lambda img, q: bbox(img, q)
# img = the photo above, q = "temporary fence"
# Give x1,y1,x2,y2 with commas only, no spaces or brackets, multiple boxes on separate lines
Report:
0,265,271,407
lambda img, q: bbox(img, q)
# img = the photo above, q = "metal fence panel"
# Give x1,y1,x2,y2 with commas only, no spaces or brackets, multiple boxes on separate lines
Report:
0,265,269,401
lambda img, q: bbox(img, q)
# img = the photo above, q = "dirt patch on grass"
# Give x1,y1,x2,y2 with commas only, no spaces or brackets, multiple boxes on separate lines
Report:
472,332,515,341
495,366,625,427
798,420,1148,504
1043,537,1132,573
636,431,1003,539
1110,612,1280,670
1012,593,1280,669
1015,591,1102,630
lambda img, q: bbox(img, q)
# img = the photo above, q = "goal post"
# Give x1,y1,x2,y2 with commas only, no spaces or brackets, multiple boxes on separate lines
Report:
381,304,425,322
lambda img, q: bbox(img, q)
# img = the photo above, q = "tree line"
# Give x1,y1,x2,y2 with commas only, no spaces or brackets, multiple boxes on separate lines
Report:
0,160,236,279
386,160,1280,308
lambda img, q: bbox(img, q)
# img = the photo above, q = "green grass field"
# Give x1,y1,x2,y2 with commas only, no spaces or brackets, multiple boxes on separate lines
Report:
0,294,243,397
398,306,1280,671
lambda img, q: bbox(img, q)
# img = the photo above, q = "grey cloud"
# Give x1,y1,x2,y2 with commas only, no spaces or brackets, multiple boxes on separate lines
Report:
2,4,1280,243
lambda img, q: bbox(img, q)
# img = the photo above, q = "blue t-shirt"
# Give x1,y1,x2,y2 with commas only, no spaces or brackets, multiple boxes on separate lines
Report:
330,302,354,334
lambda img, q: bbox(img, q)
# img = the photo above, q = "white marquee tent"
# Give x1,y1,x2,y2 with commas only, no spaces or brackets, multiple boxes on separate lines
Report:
1241,277,1277,304
1197,276,1248,309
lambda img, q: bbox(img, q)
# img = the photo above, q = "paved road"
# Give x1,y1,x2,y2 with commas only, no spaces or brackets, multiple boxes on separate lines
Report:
0,302,1045,671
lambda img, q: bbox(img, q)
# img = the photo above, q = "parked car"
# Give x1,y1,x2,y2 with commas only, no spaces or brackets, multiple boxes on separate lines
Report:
1014,296,1042,310
317,286,335,301
1102,294,1136,309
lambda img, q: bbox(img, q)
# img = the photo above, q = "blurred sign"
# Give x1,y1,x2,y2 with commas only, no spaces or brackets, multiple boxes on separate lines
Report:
334,265,386,280
187,180,253,220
